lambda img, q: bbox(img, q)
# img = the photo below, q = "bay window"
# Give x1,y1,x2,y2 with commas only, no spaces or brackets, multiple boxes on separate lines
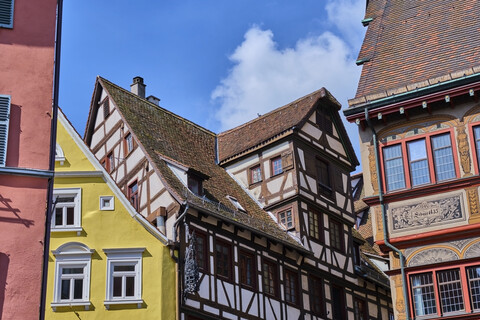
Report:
382,131,457,192
410,265,480,317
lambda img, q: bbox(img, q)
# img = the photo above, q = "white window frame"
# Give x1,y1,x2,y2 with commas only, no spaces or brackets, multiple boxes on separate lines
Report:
51,242,94,311
100,196,115,211
51,188,82,234
103,248,145,309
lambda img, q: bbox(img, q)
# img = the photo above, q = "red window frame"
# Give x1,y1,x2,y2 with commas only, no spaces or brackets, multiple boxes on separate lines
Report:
407,261,480,317
250,165,262,184
239,249,256,289
379,127,459,193
215,239,232,281
128,181,139,210
468,122,480,175
271,156,283,176
105,151,115,173
262,259,278,298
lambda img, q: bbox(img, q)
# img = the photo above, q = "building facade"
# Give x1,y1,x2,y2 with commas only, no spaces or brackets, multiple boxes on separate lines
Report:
84,76,392,319
45,110,175,319
345,1,480,319
0,0,59,318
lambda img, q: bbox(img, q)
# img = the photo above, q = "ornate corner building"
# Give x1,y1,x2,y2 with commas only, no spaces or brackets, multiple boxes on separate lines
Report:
344,0,480,319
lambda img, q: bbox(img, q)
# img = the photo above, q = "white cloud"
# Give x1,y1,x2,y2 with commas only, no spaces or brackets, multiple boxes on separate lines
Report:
212,26,360,131
211,0,366,168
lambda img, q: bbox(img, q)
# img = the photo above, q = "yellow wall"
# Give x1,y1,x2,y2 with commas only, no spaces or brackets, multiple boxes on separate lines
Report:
45,117,176,319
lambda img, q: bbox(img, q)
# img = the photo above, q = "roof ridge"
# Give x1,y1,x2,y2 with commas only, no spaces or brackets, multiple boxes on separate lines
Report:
98,76,217,137
218,88,326,136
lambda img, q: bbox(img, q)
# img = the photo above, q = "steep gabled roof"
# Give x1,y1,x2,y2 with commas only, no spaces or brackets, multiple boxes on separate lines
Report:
354,0,480,100
87,77,305,251
218,87,358,167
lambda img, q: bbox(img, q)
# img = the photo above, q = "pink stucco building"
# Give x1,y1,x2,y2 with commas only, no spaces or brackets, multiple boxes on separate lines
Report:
0,0,60,318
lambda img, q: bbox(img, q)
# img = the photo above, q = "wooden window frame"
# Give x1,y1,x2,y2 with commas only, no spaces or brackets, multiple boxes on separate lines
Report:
124,132,135,157
215,239,232,281
194,230,208,272
271,156,283,176
277,208,294,230
380,128,459,193
309,275,324,316
128,181,139,211
105,151,115,173
250,164,262,185
262,259,278,298
331,284,346,320
187,174,203,196
329,218,344,252
308,209,323,242
284,268,299,306
316,109,333,136
103,98,110,119
354,297,368,320
316,158,333,198
239,249,256,290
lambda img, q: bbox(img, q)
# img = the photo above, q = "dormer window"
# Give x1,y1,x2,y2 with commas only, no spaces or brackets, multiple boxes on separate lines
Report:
226,195,246,212
188,174,203,196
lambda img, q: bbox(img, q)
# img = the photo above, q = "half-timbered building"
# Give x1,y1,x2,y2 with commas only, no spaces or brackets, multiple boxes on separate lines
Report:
344,1,480,319
84,76,392,319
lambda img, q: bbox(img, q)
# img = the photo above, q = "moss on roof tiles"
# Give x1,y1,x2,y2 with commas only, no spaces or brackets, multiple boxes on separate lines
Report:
99,77,304,250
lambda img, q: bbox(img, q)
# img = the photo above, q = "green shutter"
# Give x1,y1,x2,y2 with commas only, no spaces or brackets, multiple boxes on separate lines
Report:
0,95,11,167
0,0,14,29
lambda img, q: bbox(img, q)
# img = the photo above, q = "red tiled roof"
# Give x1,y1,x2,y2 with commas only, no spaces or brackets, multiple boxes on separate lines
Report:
355,0,480,100
218,88,357,166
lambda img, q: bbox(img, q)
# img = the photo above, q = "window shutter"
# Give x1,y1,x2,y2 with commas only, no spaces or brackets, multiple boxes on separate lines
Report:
0,95,11,167
0,0,14,29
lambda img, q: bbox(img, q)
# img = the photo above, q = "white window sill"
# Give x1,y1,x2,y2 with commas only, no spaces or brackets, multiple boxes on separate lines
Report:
104,299,143,309
51,227,83,236
51,301,91,311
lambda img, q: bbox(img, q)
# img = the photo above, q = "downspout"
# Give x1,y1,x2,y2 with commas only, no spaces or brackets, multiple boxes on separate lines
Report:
170,203,188,320
39,0,63,318
364,109,411,320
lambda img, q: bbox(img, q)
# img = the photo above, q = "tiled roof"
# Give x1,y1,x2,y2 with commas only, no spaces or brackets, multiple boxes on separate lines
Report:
354,0,480,101
218,88,357,166
97,77,305,251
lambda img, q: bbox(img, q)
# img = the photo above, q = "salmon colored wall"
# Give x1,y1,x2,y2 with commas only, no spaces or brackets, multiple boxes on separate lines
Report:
0,0,57,319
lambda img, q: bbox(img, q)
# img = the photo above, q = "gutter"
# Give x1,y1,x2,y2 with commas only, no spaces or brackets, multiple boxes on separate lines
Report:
364,109,411,320
0,167,54,178
39,0,62,318
345,73,480,118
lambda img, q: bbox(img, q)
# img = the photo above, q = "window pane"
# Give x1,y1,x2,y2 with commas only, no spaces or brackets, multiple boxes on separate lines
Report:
474,127,480,169
468,266,480,310
66,207,75,225
272,157,282,175
114,265,135,272
431,134,455,181
411,273,437,316
125,276,135,297
408,139,430,186
73,279,83,299
55,208,63,226
437,269,464,313
383,145,406,191
62,267,83,274
57,197,75,203
113,276,122,297
61,279,70,300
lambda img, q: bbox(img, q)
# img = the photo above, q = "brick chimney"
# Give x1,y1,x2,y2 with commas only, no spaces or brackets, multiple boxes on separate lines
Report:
130,76,146,98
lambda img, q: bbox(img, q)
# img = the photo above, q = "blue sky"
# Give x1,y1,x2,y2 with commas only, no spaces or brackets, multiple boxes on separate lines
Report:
60,0,366,163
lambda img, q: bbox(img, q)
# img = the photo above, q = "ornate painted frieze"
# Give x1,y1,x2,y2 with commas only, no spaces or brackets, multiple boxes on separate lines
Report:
465,241,480,259
408,248,459,267
467,187,480,219
390,194,464,232
368,144,378,194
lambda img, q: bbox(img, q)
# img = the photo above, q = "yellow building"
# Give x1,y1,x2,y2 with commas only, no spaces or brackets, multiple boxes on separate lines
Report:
45,110,176,319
